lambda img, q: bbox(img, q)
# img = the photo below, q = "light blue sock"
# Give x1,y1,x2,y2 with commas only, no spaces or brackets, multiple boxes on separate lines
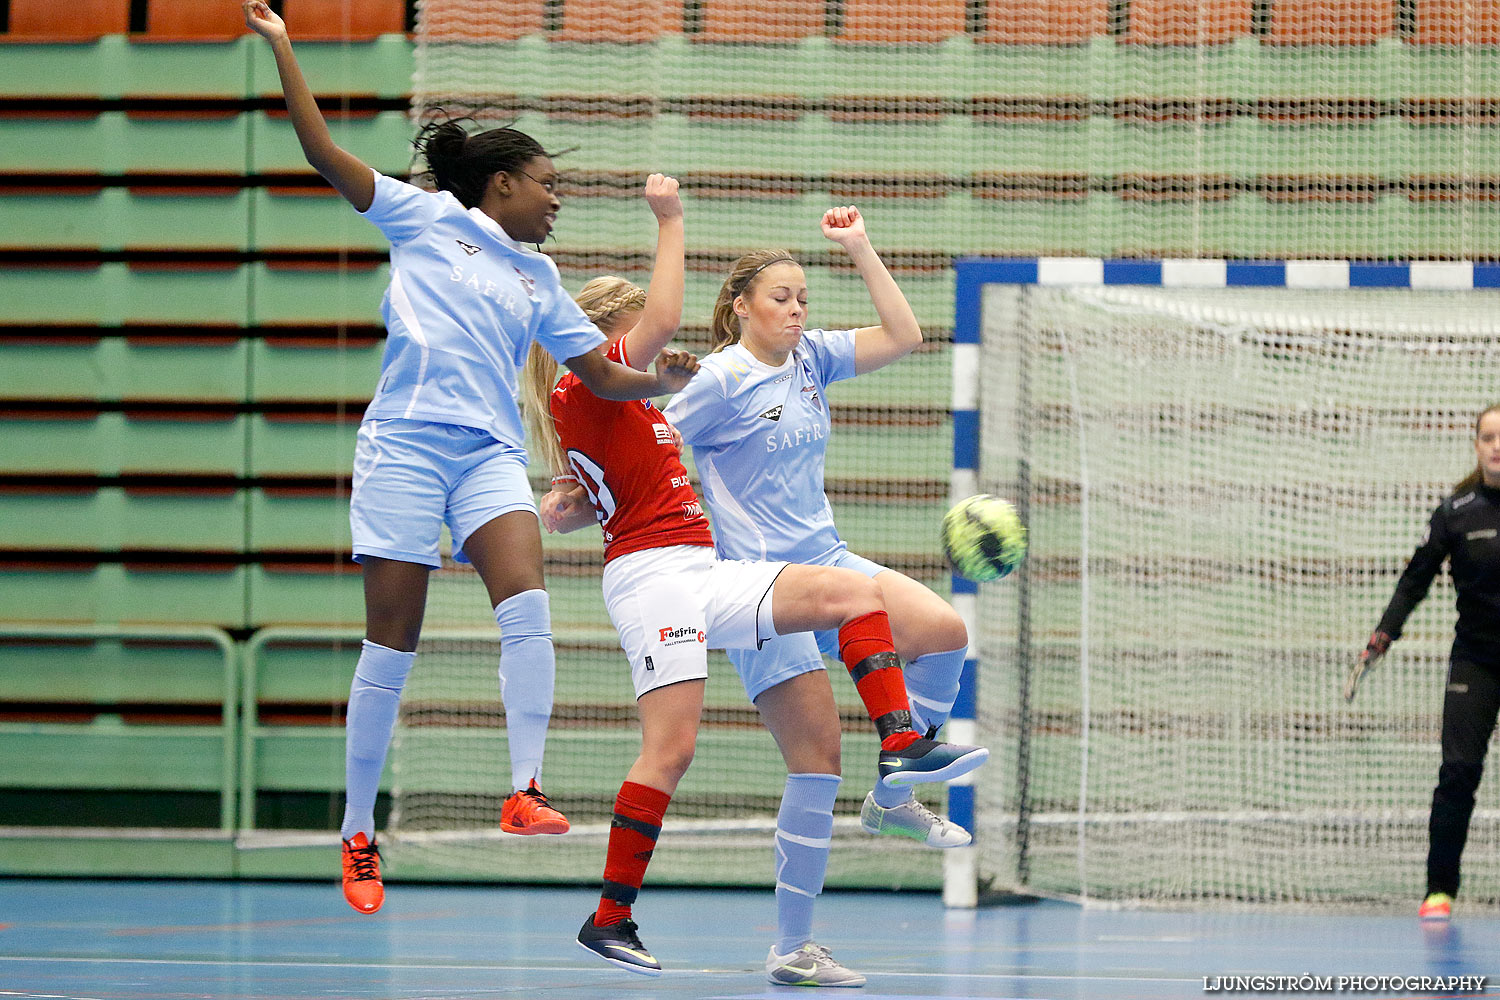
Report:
494,589,555,791
774,772,841,955
871,644,966,809
341,639,416,841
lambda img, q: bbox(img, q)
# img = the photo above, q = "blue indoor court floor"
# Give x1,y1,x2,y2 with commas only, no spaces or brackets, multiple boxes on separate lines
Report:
0,879,1497,1000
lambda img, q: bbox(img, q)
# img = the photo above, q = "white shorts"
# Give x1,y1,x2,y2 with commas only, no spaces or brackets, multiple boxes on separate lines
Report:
602,545,788,699
728,546,890,702
350,418,536,569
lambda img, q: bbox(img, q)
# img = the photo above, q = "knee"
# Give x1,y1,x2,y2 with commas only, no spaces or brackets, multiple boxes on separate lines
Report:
367,622,421,653
649,733,698,786
824,572,882,623
1437,762,1484,802
787,731,841,775
935,606,968,652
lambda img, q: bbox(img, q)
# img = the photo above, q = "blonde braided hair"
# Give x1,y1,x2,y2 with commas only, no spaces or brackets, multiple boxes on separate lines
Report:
521,276,647,480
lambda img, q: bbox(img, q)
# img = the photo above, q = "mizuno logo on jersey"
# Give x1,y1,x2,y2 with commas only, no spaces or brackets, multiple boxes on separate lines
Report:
681,500,703,520
456,240,481,256
654,424,674,445
759,405,784,421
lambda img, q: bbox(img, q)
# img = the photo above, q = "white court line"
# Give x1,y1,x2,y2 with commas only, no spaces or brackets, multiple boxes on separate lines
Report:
0,956,1204,984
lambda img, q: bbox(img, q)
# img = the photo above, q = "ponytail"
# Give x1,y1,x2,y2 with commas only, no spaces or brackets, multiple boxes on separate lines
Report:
520,276,649,482
412,114,549,209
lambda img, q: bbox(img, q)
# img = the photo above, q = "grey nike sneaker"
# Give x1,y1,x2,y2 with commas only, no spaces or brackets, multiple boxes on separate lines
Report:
765,941,866,988
860,791,972,848
877,737,989,787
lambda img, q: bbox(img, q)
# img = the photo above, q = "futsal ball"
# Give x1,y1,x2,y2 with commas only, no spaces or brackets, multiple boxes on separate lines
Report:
941,494,1027,582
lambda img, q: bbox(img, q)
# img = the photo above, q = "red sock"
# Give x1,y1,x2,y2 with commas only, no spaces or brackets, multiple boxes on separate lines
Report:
837,611,919,752
595,780,671,927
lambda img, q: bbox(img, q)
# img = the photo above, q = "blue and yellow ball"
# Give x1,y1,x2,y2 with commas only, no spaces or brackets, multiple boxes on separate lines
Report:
941,494,1027,582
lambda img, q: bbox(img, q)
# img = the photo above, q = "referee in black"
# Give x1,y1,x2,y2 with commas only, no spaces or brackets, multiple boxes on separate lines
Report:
1346,403,1500,922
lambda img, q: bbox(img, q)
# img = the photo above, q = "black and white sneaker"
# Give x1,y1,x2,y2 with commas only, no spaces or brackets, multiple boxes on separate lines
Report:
576,913,662,976
878,737,989,787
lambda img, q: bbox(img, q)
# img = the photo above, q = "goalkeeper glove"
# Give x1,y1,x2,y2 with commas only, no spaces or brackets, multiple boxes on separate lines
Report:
1343,630,1391,702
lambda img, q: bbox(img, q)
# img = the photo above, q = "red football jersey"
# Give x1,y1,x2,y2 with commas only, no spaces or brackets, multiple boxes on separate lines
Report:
550,338,713,563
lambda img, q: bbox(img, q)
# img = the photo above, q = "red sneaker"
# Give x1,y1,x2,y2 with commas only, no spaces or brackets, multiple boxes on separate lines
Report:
500,780,571,835
340,833,384,914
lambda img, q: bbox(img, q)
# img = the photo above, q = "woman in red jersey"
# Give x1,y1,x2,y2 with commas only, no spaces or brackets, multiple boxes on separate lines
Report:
520,176,984,983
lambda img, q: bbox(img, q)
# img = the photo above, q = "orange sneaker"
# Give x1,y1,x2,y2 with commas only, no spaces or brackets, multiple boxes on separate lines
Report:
340,833,384,914
1419,892,1452,921
500,779,571,835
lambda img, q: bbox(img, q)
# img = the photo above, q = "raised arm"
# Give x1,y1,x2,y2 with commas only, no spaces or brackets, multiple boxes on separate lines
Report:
243,1,375,212
819,206,923,376
566,347,699,402
619,174,686,370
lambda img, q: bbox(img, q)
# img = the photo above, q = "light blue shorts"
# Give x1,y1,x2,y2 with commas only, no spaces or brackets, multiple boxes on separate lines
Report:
349,418,536,569
727,547,889,702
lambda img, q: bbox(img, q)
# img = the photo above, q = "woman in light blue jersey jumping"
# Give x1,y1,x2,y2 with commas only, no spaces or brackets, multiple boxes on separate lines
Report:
663,207,973,867
245,1,695,914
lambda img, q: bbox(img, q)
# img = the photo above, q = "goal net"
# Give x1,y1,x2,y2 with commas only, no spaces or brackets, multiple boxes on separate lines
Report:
964,259,1500,907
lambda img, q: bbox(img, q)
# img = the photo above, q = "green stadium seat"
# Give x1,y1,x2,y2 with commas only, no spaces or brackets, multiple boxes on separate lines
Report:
0,486,246,552
0,412,249,476
0,112,249,174
249,110,414,177
1,0,129,40
0,563,248,626
1408,0,1500,42
248,563,363,627
281,0,407,41
248,33,414,99
252,187,389,252
419,0,543,41
0,337,248,402
250,261,389,325
248,413,358,477
0,627,239,831
1123,0,1252,42
0,188,242,253
248,486,351,552
689,0,824,42
1266,0,1394,43
249,335,383,403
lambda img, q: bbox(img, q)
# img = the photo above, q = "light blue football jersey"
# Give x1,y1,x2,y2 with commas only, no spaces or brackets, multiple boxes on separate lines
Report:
358,171,604,448
663,329,858,563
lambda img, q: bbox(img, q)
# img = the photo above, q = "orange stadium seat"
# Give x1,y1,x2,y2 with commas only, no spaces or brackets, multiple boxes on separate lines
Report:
138,0,246,41
554,0,683,41
419,0,544,41
834,0,967,42
977,0,1109,43
690,0,825,42
1266,0,1394,43
3,0,130,40
1123,0,1252,42
281,0,408,41
1409,0,1500,42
